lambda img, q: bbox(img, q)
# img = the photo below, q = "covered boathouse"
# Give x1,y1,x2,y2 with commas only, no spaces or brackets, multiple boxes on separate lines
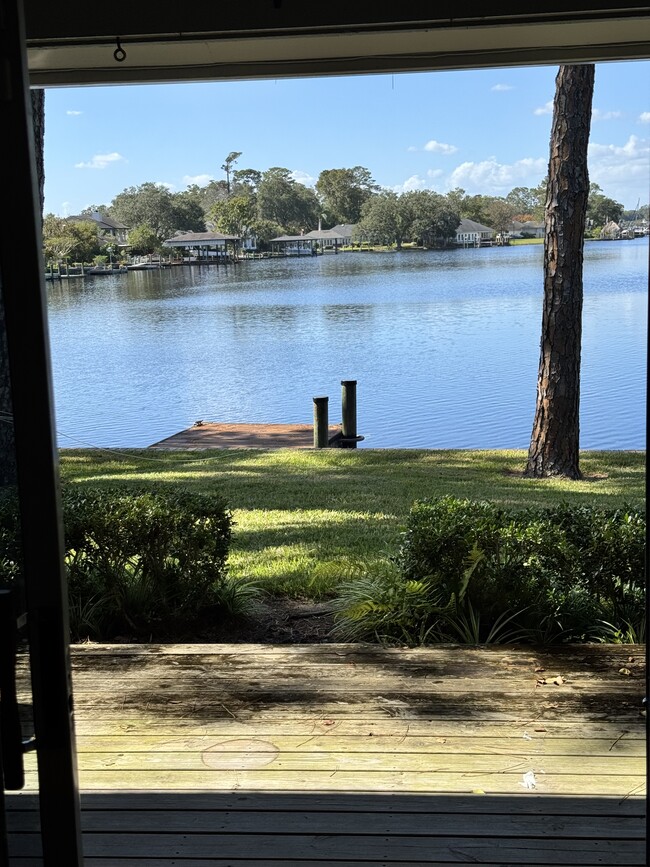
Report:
162,230,241,263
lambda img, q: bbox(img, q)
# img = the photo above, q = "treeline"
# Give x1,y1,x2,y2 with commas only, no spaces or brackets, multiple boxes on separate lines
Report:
43,150,642,260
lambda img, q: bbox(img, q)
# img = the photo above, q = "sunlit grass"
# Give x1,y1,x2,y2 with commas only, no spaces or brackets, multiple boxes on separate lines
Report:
59,448,645,598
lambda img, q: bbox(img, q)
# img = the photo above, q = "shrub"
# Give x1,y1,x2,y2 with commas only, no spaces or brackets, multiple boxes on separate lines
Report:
1,485,233,640
333,496,645,645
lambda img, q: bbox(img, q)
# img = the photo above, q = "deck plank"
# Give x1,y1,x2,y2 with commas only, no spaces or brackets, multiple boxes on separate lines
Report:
9,643,646,864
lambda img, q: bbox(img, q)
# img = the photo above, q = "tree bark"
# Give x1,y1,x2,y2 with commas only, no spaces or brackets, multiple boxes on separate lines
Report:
0,90,45,486
524,64,594,480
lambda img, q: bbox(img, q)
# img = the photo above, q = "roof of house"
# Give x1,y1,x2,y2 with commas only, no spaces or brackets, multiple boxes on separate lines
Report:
270,234,313,242
456,218,495,234
68,212,129,230
163,231,240,246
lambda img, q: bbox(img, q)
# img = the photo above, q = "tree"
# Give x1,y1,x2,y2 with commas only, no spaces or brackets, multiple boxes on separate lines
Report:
257,167,320,233
354,191,414,249
586,183,624,227
505,187,539,219
232,168,262,194
127,224,162,255
525,64,595,480
209,194,257,237
408,190,460,247
221,151,242,195
185,180,229,216
170,191,207,233
484,198,517,234
315,166,378,225
110,183,205,241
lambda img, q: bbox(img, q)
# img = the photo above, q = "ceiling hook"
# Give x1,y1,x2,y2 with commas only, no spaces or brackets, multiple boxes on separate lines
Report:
114,37,127,63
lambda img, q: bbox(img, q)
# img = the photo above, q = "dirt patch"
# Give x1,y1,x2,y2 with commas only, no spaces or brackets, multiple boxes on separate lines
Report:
100,598,338,646
200,597,337,644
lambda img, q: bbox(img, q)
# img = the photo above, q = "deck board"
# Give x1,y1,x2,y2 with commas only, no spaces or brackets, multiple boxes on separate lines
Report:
7,643,646,864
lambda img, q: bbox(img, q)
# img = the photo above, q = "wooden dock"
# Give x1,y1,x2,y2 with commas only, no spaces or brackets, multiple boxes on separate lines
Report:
8,642,646,864
149,422,340,450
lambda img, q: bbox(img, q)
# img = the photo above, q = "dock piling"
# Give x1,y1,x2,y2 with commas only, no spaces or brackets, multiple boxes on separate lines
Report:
313,396,329,448
341,379,358,448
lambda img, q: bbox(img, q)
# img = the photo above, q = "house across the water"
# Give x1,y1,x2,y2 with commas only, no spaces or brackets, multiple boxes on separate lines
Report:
455,218,495,247
162,231,242,261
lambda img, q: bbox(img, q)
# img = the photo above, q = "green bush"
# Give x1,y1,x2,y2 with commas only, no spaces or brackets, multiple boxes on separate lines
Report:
1,486,233,640
333,496,645,645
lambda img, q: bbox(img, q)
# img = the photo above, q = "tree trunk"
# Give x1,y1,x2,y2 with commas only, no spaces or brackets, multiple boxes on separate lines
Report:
0,90,45,486
524,64,594,480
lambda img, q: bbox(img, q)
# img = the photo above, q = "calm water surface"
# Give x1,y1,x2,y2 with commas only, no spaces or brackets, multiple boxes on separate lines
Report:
46,239,648,450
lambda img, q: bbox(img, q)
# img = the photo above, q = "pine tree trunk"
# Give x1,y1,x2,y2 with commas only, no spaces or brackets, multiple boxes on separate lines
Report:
0,90,45,486
524,65,594,480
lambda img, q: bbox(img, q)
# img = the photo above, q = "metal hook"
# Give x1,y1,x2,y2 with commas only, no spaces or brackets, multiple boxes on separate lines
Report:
114,37,126,63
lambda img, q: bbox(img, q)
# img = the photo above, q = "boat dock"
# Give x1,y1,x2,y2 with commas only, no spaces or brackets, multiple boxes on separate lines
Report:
149,422,341,450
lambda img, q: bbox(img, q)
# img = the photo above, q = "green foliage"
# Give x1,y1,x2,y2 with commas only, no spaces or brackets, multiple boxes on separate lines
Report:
355,191,412,248
334,496,645,646
354,189,460,249
587,183,624,226
110,182,206,241
0,486,233,641
127,224,162,255
209,193,257,237
316,166,379,225
42,214,104,263
257,167,320,233
330,559,444,644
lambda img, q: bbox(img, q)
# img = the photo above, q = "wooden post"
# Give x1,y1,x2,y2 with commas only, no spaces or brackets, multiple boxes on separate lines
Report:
313,396,329,448
341,379,357,448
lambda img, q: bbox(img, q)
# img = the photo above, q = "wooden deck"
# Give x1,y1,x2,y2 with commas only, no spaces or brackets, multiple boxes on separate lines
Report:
149,423,340,450
8,643,646,865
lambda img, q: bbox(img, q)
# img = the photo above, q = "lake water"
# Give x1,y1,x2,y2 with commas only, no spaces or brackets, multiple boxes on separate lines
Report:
46,238,648,450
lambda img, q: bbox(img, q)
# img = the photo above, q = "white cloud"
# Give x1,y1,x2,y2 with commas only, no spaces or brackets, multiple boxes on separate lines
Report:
491,84,514,92
66,110,83,116
183,173,213,187
392,174,428,193
534,101,553,116
407,145,418,152
588,135,650,204
592,109,623,121
639,112,650,123
154,181,175,191
426,169,444,180
423,139,458,155
290,170,316,186
448,156,547,194
61,201,71,216
74,152,125,170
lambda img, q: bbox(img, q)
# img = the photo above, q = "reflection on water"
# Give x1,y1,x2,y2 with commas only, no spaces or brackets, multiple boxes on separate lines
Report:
46,239,648,450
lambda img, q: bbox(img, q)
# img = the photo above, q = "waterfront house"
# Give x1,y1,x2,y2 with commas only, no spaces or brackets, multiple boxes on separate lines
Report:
67,211,130,246
510,219,545,239
455,218,495,246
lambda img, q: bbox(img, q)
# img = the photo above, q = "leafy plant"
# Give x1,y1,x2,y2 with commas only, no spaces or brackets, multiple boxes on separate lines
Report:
331,496,645,646
1,485,233,641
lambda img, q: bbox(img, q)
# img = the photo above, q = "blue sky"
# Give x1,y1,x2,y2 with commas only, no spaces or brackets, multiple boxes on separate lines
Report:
43,60,650,216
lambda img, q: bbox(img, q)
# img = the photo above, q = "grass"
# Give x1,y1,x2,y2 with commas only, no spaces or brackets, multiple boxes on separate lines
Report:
59,448,645,599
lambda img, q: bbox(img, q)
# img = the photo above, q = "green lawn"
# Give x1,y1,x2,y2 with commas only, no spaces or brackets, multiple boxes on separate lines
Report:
59,448,645,598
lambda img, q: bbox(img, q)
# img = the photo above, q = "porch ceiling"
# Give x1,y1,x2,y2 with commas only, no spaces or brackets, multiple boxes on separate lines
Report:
22,2,650,86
